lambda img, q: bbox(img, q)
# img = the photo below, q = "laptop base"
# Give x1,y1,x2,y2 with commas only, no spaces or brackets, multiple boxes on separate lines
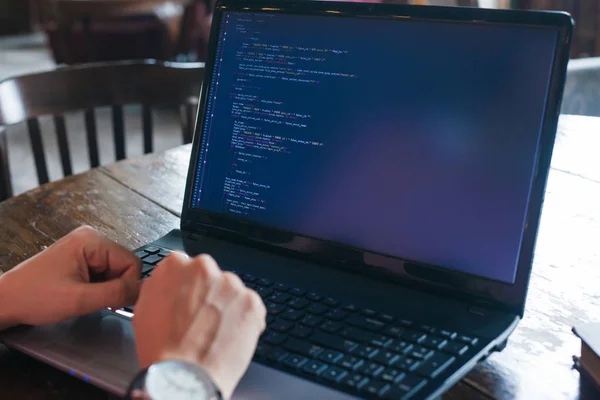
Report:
2,230,518,399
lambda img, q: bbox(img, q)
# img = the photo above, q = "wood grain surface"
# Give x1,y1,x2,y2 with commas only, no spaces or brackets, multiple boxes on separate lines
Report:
0,115,599,399
100,143,191,217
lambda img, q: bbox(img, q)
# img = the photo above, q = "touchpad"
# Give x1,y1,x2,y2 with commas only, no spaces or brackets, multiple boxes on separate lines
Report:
68,314,138,369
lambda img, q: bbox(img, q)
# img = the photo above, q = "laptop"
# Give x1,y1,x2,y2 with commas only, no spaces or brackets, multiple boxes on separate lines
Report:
1,1,573,399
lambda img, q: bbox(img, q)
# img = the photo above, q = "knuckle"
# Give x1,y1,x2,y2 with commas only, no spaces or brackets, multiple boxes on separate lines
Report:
193,254,219,280
243,289,265,316
222,271,243,292
197,253,216,265
155,252,185,276
69,225,98,243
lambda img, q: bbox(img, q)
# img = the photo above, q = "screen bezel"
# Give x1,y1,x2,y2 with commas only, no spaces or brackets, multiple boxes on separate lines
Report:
181,0,573,316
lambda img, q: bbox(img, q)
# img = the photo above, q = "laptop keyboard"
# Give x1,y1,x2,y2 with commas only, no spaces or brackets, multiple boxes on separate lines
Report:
131,246,483,400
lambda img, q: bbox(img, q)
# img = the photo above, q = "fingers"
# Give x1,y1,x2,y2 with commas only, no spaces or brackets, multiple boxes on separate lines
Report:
68,226,141,281
74,278,140,315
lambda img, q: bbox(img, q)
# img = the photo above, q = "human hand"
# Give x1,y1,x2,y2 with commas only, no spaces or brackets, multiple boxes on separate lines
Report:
133,253,267,400
0,226,141,330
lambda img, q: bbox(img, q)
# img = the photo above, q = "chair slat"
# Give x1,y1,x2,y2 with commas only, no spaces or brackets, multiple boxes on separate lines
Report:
112,105,126,160
0,127,13,201
142,104,153,154
181,101,196,144
84,108,100,168
27,118,50,185
53,115,73,176
180,104,190,144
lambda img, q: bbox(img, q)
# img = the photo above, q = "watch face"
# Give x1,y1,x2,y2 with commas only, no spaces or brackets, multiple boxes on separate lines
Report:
145,361,214,400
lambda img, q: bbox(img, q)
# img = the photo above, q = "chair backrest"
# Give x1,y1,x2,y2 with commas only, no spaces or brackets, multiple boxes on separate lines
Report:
0,59,204,201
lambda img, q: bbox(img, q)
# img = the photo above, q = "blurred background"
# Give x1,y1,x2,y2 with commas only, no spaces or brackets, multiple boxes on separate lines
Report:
0,0,598,197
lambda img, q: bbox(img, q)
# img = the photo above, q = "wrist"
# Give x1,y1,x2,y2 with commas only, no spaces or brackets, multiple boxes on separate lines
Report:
0,273,22,330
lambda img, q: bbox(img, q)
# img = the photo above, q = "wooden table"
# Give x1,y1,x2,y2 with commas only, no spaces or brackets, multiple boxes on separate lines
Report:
0,114,599,399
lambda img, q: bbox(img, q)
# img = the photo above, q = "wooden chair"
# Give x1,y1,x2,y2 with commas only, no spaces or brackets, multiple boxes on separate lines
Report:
37,0,193,64
0,59,204,202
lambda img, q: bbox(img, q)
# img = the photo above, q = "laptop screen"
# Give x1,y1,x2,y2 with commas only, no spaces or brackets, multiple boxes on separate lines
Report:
191,10,558,284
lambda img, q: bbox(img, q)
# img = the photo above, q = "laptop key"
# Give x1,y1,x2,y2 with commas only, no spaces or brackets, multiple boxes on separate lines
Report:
141,263,154,275
357,362,384,378
370,335,392,348
135,250,148,259
408,346,434,360
143,246,159,254
339,326,376,343
281,309,305,322
263,332,287,346
301,315,323,328
157,250,171,258
325,309,347,321
338,355,365,370
268,292,291,304
384,326,405,338
361,309,377,317
307,303,328,315
402,329,426,343
341,373,368,390
321,366,348,383
255,286,273,298
379,368,405,384
457,334,478,345
343,304,359,312
415,352,455,379
421,336,448,350
266,315,276,324
241,273,256,283
442,341,469,356
322,297,340,307
143,254,162,265
274,282,290,292
303,360,328,376
289,325,313,339
266,302,286,316
383,376,427,400
372,351,400,366
360,380,389,397
306,292,322,301
418,325,435,333
319,350,344,364
321,320,343,333
392,356,420,372
311,331,358,353
284,339,324,358
289,297,310,310
346,315,385,332
388,341,413,354
271,319,294,333
379,313,395,323
266,349,289,363
283,354,308,370
398,319,414,328
256,278,273,287
350,344,378,359
290,287,306,296
433,329,457,340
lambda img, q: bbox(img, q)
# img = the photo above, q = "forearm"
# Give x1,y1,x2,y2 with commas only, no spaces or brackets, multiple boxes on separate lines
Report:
0,273,21,331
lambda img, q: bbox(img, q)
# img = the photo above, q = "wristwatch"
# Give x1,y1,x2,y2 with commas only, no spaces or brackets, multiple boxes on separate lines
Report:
126,360,223,400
